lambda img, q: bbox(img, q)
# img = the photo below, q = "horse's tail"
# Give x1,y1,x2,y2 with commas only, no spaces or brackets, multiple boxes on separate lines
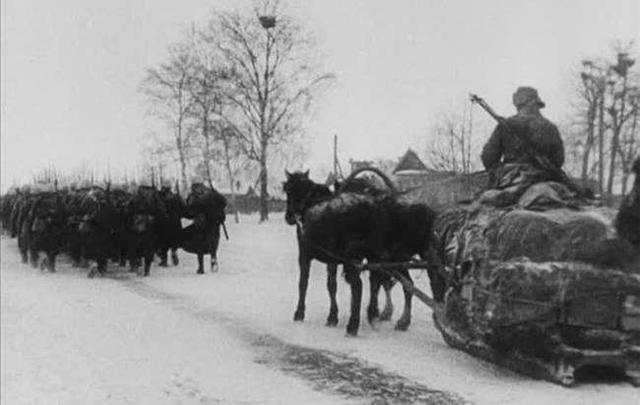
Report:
338,167,397,194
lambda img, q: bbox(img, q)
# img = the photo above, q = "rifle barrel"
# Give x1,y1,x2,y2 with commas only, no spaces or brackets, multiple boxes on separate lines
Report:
470,93,504,123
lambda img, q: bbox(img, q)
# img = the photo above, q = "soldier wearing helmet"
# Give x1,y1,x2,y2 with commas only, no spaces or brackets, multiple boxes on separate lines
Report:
481,87,565,186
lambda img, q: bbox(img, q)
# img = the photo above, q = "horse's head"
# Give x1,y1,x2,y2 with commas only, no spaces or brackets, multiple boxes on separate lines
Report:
282,170,315,226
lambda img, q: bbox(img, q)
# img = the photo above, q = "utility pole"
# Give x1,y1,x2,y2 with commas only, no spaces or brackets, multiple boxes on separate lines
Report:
333,134,343,180
333,134,338,179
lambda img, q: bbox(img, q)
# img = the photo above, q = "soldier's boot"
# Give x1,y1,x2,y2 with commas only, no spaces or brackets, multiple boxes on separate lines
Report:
29,251,39,269
171,250,179,266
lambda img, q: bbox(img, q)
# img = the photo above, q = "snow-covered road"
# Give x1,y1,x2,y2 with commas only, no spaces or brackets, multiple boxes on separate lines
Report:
2,215,638,404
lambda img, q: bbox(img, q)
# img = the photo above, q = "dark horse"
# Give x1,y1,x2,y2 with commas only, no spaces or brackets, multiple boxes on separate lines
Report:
283,168,438,336
180,183,227,274
283,169,395,329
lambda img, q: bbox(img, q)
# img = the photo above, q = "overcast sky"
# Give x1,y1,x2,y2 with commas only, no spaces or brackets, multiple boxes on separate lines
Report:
2,0,639,190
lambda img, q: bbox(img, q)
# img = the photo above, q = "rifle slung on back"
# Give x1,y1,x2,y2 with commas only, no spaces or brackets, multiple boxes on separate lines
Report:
469,93,566,182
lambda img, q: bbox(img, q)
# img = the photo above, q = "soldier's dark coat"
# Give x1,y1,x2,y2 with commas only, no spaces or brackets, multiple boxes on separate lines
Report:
122,186,168,276
180,185,227,274
481,112,565,171
156,187,187,266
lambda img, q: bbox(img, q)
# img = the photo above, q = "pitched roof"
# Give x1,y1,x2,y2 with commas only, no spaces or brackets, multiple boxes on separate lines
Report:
393,149,428,173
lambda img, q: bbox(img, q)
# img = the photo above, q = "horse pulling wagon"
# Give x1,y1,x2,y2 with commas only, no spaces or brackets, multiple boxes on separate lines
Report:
283,166,639,386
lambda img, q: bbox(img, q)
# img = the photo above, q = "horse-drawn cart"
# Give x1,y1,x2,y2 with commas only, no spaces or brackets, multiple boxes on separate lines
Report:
394,194,640,387
283,166,639,386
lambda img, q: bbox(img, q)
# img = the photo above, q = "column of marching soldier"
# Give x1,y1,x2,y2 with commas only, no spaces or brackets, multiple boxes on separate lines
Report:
0,181,227,277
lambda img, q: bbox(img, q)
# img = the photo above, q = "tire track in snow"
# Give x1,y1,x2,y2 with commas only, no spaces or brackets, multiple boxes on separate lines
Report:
120,279,466,405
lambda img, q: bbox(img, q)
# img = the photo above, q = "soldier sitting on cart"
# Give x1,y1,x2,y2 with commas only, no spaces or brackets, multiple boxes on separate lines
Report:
475,87,587,208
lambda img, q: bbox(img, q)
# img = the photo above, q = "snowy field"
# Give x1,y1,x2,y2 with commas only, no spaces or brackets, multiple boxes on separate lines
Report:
1,214,638,404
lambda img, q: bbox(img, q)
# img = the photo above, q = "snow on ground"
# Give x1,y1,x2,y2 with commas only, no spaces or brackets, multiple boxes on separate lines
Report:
1,234,347,405
2,213,639,405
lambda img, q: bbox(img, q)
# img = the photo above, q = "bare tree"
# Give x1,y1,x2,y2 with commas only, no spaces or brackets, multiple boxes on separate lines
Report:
218,123,253,223
619,88,640,194
187,63,226,189
139,42,196,192
575,61,605,182
187,26,251,223
574,44,639,200
605,50,636,196
426,105,477,174
207,0,334,221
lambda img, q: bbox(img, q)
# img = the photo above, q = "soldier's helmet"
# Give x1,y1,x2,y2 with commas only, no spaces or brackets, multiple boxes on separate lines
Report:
191,182,207,193
190,175,207,192
513,86,546,109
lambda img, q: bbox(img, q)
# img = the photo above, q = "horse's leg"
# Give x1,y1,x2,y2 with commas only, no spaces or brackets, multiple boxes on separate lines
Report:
424,248,447,303
294,252,311,322
326,263,338,326
395,268,413,331
157,247,168,267
209,226,221,273
196,253,204,274
171,247,179,266
380,278,395,321
427,265,447,303
345,265,362,336
367,271,383,325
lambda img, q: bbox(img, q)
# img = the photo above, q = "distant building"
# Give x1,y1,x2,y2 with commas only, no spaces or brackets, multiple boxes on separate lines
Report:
392,149,454,190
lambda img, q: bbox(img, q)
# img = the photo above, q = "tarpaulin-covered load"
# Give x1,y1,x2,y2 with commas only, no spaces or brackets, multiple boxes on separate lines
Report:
428,182,640,386
439,204,620,265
